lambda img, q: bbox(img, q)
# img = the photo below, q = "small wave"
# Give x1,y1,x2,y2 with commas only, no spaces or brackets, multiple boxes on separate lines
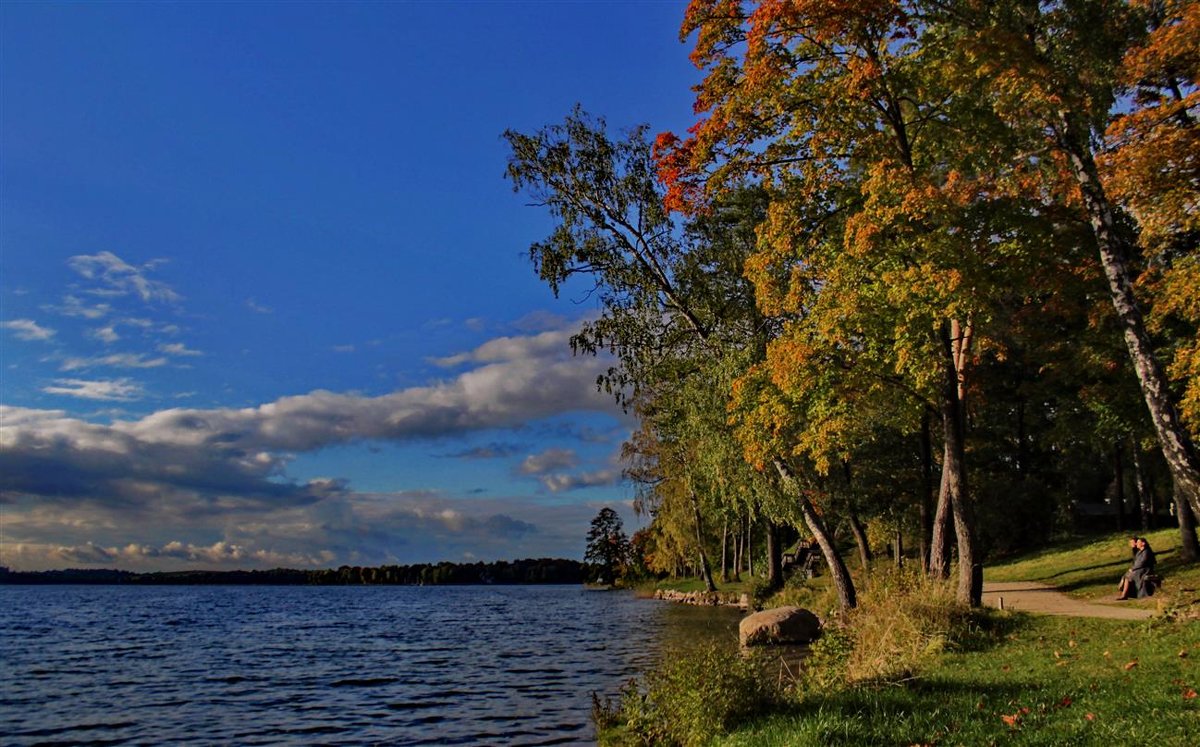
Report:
14,719,138,738
386,700,452,710
330,677,400,688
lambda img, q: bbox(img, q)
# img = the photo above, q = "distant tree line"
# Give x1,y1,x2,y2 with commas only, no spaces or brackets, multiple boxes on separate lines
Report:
0,558,587,586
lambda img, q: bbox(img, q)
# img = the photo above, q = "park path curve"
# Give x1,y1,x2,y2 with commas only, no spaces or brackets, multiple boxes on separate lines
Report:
982,581,1153,620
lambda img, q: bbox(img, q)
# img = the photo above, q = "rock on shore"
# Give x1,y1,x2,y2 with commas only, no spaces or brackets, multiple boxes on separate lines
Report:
739,606,821,646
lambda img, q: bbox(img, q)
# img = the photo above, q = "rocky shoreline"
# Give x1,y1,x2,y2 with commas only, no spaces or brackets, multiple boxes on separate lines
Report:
652,588,751,608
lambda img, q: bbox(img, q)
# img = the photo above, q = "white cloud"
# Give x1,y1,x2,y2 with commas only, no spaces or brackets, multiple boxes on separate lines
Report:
537,469,623,493
2,319,56,341
60,353,169,371
89,325,120,344
246,298,273,314
53,295,112,320
41,378,145,401
158,342,203,357
67,251,181,304
518,447,578,475
431,329,576,367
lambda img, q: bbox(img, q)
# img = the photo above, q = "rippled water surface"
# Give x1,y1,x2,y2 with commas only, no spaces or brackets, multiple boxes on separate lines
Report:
0,585,741,745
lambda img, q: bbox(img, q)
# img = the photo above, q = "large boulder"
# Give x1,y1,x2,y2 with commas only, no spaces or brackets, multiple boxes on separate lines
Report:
739,606,822,647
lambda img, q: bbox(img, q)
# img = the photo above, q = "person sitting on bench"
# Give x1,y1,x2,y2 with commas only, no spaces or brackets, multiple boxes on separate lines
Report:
1116,536,1157,600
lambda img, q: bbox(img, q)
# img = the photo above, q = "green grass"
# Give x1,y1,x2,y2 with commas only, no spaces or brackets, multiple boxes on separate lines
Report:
718,613,1199,745
708,530,1200,746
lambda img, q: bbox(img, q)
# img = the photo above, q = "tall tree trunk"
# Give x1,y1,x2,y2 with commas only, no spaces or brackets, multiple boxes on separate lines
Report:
1175,491,1200,563
733,515,743,581
894,528,904,569
842,462,873,575
920,409,934,574
1113,442,1127,532
746,515,754,577
689,490,717,592
940,321,982,606
848,509,872,574
1056,112,1200,531
1132,442,1150,531
765,521,783,591
929,443,954,579
774,459,857,610
720,518,730,583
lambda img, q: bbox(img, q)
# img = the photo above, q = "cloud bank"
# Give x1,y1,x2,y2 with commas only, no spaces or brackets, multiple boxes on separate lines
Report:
1,328,630,570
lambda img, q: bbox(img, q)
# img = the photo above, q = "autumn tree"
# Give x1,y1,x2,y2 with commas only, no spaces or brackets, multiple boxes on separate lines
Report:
665,0,1095,605
944,0,1200,543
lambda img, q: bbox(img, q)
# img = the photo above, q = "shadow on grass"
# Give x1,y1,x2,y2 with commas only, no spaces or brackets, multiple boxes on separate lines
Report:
744,678,1043,746
1043,559,1126,579
953,608,1032,653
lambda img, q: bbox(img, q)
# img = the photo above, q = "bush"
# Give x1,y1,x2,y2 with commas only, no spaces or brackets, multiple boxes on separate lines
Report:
797,567,969,690
597,642,778,746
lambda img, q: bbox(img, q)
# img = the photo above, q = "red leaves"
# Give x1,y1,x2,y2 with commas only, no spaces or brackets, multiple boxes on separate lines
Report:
651,130,703,216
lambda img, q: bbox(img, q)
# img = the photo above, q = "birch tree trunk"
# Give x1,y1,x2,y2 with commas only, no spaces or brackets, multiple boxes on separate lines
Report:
1056,112,1200,531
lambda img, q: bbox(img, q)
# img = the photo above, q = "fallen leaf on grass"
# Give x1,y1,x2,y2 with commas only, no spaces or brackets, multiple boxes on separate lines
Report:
1184,688,1197,700
1085,713,1096,721
1180,650,1189,659
1059,696,1072,708
1068,639,1077,648
1123,660,1138,670
1000,713,1021,728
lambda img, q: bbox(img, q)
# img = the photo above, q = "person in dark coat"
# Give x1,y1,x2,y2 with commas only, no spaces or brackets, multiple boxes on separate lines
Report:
1116,536,1157,599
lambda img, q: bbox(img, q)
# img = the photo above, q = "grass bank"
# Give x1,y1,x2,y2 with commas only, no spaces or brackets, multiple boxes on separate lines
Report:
608,530,1198,745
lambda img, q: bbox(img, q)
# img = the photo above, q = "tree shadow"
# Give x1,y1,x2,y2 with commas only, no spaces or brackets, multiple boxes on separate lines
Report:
758,677,1049,746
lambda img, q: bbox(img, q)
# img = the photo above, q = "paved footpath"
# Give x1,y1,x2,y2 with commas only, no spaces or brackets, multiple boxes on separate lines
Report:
982,581,1154,620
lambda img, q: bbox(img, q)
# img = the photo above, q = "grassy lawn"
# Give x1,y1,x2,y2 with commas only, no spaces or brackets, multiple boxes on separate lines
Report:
985,528,1200,613
707,530,1200,746
719,613,1198,745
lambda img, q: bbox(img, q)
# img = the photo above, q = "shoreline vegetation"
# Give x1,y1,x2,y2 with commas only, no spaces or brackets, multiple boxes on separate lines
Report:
598,528,1199,746
0,557,587,586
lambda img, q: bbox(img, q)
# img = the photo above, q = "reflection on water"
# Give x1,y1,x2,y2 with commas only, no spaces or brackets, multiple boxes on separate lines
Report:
0,585,743,745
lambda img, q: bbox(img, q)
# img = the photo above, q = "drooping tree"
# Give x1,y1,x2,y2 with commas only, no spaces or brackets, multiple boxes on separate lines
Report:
506,110,861,608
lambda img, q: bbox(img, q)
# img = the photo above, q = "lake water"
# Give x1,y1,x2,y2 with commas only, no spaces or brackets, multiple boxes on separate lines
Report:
0,585,742,745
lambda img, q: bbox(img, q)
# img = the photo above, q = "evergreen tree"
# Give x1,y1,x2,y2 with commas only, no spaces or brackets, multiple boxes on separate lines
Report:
585,507,631,584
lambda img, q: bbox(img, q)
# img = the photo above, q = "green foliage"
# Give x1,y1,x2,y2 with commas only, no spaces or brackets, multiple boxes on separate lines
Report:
598,643,779,746
585,507,632,585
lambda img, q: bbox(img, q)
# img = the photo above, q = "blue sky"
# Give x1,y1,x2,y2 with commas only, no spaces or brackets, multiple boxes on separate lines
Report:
0,1,700,571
